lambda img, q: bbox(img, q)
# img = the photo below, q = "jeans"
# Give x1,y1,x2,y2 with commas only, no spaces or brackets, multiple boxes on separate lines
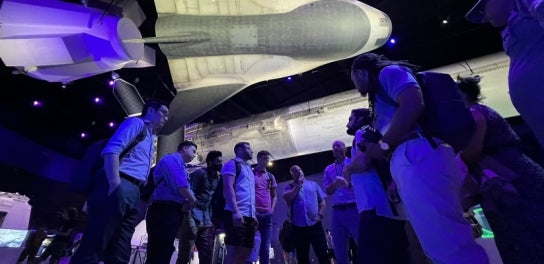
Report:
331,205,359,264
70,174,140,264
255,211,273,264
178,212,214,264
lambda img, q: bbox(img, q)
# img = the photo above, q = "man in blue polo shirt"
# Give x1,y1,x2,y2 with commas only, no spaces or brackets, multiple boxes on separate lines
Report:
145,140,198,264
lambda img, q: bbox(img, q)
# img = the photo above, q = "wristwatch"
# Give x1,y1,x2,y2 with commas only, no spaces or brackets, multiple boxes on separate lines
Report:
378,139,390,151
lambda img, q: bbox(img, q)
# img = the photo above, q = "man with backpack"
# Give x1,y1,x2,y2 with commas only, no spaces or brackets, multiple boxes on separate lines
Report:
70,99,169,264
248,150,277,264
177,150,223,264
222,142,257,264
349,53,489,264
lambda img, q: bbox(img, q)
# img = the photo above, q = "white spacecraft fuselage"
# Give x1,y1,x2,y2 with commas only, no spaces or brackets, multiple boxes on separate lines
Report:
154,0,392,134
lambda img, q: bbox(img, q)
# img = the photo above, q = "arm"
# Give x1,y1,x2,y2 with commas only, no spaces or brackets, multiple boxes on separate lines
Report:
324,166,348,194
344,148,371,175
269,174,278,214
223,173,240,219
460,108,487,164
162,155,196,209
318,198,326,220
381,86,425,147
179,187,196,211
103,153,121,195
323,169,337,195
364,86,424,159
102,118,145,195
343,135,371,181
270,186,277,214
283,182,302,203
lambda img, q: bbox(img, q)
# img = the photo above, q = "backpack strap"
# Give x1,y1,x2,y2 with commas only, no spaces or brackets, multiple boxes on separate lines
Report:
234,159,241,182
120,124,147,159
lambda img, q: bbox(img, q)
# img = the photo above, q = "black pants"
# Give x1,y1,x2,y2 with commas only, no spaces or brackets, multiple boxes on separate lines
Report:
358,209,411,264
293,222,331,264
145,201,184,264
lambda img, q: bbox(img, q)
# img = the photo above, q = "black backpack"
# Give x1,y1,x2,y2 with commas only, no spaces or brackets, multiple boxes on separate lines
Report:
375,71,476,152
140,166,164,203
211,159,241,229
71,127,147,196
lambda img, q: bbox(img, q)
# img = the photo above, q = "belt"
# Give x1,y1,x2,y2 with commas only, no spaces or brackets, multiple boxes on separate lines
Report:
120,173,145,188
398,131,424,145
332,202,356,209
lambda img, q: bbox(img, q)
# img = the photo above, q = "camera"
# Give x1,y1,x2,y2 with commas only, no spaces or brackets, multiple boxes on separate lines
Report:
356,125,383,152
346,108,382,151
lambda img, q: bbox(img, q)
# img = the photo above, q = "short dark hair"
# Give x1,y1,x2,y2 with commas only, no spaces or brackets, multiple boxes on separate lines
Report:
178,140,197,151
351,108,371,117
142,98,169,116
206,150,222,162
457,75,483,103
234,142,250,153
257,150,272,159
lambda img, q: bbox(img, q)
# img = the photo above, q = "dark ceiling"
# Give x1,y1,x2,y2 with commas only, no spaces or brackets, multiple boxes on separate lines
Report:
0,0,504,159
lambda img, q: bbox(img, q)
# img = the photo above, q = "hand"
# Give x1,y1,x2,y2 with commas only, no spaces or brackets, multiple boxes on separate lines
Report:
361,142,387,159
232,212,244,227
334,176,349,188
253,218,259,231
315,213,324,222
108,178,120,196
343,167,352,183
181,200,194,212
295,181,304,190
386,181,401,204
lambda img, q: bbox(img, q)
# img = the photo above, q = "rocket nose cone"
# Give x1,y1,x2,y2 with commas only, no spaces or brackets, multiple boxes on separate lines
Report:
352,3,393,56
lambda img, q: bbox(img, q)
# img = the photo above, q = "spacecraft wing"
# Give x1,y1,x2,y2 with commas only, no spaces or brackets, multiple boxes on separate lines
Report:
161,82,249,135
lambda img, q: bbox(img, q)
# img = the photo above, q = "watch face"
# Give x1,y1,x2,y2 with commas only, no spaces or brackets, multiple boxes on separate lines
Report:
379,141,389,151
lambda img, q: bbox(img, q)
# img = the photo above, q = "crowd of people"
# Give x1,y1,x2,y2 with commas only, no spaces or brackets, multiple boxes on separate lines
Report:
19,1,544,263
